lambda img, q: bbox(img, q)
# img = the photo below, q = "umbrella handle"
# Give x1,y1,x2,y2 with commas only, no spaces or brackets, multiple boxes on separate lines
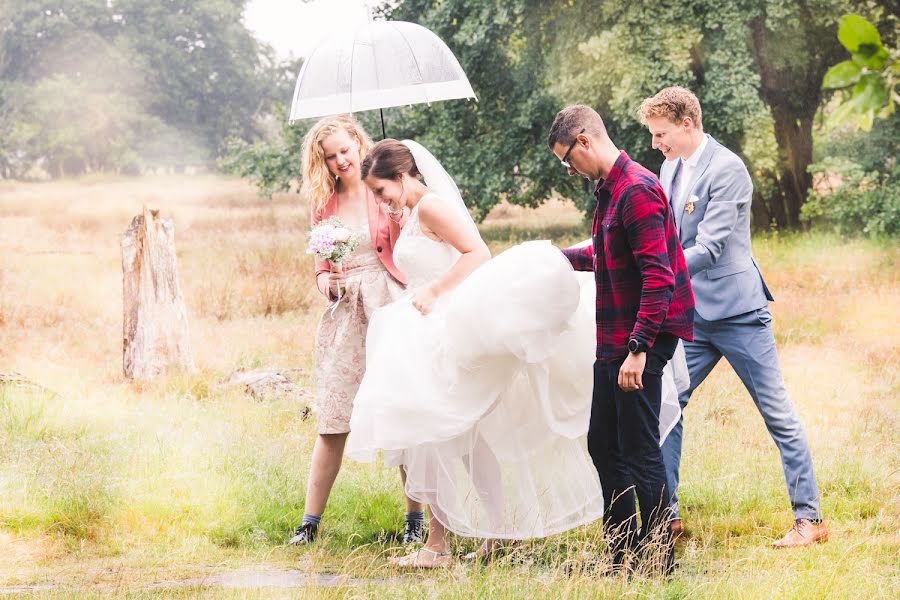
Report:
380,108,386,139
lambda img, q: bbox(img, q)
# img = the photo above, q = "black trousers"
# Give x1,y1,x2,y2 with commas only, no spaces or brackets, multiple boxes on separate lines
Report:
587,334,678,564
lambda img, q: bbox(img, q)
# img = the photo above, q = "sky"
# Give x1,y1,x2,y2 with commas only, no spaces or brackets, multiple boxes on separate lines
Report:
243,0,374,60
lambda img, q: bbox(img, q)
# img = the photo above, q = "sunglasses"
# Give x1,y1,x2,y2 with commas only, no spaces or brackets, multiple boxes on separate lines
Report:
560,128,585,168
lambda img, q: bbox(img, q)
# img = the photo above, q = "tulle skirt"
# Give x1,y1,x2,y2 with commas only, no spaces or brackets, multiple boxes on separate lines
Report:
346,241,684,539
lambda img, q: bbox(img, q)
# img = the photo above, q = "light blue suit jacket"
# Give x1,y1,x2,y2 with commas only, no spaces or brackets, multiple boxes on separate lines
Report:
659,134,773,321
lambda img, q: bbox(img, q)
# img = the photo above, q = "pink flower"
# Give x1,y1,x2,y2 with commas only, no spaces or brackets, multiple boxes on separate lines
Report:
307,217,358,262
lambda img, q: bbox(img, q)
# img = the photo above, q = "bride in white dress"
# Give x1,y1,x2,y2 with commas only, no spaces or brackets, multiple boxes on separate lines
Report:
345,139,684,568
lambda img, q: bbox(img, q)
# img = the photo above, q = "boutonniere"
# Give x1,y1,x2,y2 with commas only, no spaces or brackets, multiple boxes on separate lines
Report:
685,194,698,215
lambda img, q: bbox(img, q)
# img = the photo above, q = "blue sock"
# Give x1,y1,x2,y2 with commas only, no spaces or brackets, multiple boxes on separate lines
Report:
302,513,322,527
405,511,425,524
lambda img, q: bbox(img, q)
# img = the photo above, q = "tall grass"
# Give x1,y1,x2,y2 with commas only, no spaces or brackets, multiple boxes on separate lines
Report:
0,387,117,545
0,176,897,597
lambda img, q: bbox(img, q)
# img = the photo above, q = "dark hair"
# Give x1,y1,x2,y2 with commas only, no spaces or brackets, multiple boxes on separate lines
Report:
547,105,608,149
361,139,420,180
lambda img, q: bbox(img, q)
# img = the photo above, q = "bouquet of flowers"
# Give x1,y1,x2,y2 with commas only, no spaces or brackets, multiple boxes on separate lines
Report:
307,217,359,307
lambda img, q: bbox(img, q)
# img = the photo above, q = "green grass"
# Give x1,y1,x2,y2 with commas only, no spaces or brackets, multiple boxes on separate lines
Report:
0,388,118,544
0,176,897,597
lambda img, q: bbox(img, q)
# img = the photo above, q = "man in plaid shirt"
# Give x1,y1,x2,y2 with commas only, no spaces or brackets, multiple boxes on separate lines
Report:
548,105,694,574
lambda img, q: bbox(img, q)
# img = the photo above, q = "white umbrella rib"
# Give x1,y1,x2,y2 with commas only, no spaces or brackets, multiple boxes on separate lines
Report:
348,29,356,115
391,21,430,106
291,42,326,123
364,28,381,115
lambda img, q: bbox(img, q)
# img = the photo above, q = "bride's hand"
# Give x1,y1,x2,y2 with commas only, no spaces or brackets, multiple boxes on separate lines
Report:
412,286,439,315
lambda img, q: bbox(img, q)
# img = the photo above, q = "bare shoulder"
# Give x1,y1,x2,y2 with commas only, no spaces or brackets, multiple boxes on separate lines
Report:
416,193,453,222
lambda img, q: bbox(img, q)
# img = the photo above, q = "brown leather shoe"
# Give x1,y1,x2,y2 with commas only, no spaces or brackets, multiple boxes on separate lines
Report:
773,519,829,548
670,519,683,537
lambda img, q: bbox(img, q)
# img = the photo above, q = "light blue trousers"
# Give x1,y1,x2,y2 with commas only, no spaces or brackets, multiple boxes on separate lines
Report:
661,306,821,520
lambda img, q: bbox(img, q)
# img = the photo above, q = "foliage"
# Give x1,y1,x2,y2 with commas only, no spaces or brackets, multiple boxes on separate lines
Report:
4,0,884,235
223,0,578,216
370,0,857,226
804,106,900,237
550,0,853,228
218,105,308,197
822,13,899,130
374,0,580,220
217,0,895,232
804,113,900,237
0,0,293,177
547,0,766,211
114,0,285,151
814,109,900,170
803,158,900,236
5,75,151,177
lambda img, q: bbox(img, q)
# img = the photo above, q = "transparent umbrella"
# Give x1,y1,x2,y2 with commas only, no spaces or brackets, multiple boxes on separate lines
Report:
289,20,476,136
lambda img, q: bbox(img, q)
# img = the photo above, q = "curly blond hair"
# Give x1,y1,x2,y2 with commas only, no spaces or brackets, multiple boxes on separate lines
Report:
301,115,373,212
638,86,703,129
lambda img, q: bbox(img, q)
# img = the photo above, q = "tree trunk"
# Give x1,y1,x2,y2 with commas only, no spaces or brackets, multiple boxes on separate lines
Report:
749,10,844,228
768,108,814,227
750,190,772,231
121,207,195,380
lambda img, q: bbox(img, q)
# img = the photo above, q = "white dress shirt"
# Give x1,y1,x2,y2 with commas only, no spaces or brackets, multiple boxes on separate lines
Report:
673,134,709,217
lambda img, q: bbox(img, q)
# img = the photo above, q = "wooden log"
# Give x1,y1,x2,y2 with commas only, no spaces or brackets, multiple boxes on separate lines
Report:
121,207,195,380
0,372,55,396
221,368,310,410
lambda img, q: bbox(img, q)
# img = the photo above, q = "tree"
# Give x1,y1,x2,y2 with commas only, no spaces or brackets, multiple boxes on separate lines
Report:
547,1,762,212
115,0,279,156
0,0,290,177
747,0,850,227
12,75,153,177
550,0,852,228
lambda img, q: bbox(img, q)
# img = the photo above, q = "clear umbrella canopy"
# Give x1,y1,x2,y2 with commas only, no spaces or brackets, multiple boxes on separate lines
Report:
289,20,476,122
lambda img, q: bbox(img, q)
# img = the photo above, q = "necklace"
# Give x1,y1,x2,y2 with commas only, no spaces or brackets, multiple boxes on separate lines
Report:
387,204,404,220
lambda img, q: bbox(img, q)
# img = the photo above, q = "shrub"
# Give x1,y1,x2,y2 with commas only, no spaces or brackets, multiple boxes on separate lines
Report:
803,157,900,237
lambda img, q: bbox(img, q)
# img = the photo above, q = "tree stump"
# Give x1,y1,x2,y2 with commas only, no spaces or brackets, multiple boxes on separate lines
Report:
121,207,195,379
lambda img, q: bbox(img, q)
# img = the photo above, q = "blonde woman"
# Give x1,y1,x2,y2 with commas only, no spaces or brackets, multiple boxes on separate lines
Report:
290,115,425,546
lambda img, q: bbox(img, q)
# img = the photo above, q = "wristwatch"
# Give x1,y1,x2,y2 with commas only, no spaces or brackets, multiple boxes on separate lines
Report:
628,338,648,354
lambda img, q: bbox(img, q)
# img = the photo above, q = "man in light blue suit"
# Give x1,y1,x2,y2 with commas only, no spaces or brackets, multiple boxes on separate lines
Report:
638,87,828,548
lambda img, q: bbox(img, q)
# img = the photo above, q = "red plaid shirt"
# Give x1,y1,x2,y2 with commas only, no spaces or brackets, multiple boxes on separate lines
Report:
563,151,694,361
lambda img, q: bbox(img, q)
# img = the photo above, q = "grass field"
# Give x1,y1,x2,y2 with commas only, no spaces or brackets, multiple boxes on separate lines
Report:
0,175,897,598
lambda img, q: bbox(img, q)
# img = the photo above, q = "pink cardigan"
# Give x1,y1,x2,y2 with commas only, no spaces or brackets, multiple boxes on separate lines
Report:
311,189,407,298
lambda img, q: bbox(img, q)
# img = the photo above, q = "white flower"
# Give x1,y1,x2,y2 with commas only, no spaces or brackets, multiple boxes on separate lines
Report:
332,227,352,243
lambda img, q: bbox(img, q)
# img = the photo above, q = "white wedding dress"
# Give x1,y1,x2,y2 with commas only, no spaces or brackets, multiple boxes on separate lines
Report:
345,143,686,540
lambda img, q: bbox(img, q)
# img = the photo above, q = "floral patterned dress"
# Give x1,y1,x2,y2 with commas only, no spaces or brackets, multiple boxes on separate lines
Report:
312,224,405,434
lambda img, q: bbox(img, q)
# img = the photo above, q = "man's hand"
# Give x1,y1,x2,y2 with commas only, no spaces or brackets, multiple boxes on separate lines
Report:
411,286,439,315
618,352,647,392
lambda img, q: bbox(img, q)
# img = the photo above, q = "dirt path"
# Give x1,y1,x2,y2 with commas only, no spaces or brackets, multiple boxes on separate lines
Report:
0,567,372,595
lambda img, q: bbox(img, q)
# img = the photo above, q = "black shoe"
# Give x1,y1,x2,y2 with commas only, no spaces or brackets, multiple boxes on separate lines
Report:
289,522,318,545
402,520,426,544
